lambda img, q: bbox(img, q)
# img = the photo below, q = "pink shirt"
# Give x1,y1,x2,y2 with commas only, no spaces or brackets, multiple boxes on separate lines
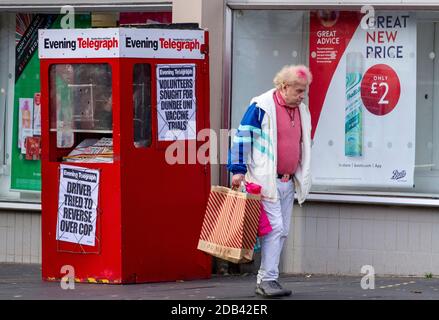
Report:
274,90,302,175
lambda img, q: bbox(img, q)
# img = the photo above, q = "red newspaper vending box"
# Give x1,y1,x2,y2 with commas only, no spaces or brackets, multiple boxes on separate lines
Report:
39,25,211,283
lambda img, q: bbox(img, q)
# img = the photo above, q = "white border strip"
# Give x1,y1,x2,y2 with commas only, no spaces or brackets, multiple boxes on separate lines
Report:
307,193,439,207
226,2,439,10
0,201,41,211
0,4,172,12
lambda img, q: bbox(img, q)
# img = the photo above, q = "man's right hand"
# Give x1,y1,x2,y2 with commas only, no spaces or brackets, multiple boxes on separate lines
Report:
231,174,245,189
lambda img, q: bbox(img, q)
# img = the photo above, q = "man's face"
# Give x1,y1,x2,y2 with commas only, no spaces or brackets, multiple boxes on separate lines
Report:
280,79,307,107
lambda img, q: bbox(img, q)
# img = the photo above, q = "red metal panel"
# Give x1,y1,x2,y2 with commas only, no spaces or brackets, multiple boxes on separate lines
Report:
41,58,123,283
119,55,211,282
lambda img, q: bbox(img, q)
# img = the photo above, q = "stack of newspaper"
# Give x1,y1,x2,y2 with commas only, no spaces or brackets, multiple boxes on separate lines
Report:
63,137,113,163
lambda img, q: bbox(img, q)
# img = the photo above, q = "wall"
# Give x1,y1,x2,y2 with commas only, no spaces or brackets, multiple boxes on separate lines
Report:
4,200,439,277
280,202,439,276
0,212,41,263
172,0,202,22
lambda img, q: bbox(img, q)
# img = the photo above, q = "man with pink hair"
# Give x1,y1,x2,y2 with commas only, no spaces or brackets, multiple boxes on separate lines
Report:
228,64,313,297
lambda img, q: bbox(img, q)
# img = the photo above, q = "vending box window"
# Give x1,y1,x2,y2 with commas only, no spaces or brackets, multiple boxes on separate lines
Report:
39,26,211,283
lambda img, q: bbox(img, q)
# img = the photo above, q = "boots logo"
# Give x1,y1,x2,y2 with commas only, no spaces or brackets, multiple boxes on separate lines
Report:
391,170,406,180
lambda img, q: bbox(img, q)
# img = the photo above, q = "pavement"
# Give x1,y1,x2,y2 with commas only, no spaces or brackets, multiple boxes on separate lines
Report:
1,263,439,300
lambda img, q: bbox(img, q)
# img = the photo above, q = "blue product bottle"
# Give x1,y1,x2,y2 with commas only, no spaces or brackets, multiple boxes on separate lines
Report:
254,236,261,253
345,52,364,157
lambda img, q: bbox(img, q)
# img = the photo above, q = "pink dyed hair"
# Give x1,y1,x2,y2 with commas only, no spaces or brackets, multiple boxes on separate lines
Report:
273,64,313,89
296,67,308,81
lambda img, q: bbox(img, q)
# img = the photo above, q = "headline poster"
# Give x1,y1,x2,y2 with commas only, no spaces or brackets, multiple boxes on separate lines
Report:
309,11,416,187
56,165,99,246
156,64,196,141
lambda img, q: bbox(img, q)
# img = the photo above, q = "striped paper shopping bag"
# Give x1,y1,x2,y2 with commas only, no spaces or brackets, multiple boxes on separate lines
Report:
197,186,260,263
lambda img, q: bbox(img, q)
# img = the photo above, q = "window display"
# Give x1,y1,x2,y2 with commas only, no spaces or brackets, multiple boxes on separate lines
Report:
231,9,439,197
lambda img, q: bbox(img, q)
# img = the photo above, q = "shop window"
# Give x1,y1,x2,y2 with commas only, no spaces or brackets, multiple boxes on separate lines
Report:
133,64,152,148
230,9,439,198
0,19,10,200
0,13,38,202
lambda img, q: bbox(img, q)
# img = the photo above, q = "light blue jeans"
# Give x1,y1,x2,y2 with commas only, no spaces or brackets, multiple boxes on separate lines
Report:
257,178,294,284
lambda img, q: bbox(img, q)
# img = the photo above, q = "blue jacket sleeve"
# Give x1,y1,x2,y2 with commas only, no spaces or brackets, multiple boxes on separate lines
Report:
227,102,266,175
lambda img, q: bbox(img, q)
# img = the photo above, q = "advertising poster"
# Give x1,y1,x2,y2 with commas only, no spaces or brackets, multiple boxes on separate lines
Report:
33,92,41,136
18,98,33,154
56,164,99,246
156,64,196,141
309,11,416,187
11,14,91,191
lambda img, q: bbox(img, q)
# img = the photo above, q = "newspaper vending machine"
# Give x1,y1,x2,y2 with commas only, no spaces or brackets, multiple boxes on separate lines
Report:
39,25,211,283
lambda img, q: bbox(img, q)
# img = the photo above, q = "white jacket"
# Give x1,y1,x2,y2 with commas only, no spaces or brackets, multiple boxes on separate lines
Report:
245,88,312,205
